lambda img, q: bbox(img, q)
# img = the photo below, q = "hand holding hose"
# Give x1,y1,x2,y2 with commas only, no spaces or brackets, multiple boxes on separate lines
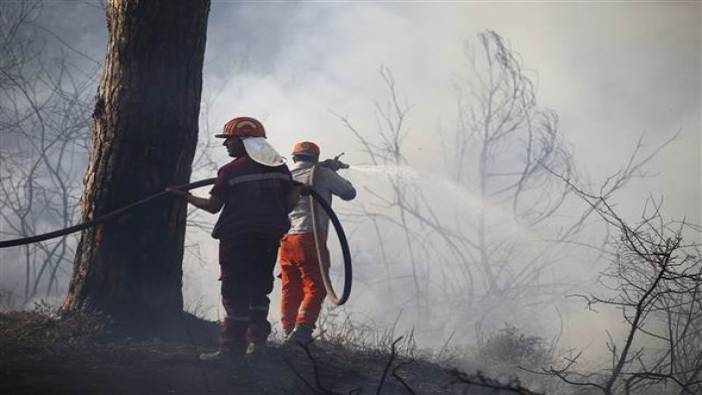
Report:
166,187,190,198
319,153,349,172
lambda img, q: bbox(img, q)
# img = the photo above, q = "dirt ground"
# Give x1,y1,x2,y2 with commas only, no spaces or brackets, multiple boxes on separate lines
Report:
0,311,506,395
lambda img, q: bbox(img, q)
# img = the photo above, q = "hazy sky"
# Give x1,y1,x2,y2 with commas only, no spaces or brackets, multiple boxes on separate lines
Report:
38,0,700,222
201,1,701,224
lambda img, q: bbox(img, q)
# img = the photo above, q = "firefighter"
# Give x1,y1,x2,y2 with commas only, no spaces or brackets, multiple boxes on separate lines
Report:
279,141,356,345
169,117,294,360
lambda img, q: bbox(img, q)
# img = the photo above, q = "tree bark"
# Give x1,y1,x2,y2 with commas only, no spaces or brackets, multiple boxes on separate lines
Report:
63,0,210,336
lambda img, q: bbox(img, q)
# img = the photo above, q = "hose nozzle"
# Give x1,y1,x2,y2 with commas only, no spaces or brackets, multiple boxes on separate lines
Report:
320,153,349,170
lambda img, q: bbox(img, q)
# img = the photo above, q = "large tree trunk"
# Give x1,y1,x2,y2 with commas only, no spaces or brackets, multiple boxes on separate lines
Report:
63,0,210,336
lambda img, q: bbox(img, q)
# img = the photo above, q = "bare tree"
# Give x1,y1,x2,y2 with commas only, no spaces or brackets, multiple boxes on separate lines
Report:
332,66,427,313
332,30,674,342
334,32,577,331
537,186,702,395
0,1,94,306
438,30,578,323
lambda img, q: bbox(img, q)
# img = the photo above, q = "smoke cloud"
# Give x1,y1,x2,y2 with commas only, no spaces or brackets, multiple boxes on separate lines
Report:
1,1,699,363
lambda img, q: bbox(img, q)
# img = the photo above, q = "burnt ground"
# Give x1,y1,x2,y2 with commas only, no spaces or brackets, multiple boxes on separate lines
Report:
0,311,535,395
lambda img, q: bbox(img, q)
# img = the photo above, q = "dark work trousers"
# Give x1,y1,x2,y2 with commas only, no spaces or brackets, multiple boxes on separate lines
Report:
218,232,281,354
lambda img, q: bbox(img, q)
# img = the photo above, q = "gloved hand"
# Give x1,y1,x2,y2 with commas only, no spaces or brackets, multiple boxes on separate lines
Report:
319,158,341,171
318,153,349,172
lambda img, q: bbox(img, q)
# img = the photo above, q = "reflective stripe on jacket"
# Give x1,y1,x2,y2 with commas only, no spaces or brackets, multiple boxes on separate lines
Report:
210,156,292,239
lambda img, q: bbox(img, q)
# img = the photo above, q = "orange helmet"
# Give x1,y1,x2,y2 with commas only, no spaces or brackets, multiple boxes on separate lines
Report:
292,141,320,158
215,117,266,139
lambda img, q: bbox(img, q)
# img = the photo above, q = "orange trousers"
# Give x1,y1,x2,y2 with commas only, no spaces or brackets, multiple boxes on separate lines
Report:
279,233,328,332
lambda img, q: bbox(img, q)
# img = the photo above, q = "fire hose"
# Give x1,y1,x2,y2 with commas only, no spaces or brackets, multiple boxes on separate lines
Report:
308,165,352,305
0,177,352,305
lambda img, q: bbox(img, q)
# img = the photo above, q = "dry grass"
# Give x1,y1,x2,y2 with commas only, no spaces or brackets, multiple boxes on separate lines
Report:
0,305,544,394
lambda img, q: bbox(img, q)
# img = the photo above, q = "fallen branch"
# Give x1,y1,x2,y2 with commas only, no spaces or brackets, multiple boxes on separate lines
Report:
283,343,340,395
451,369,542,395
377,336,404,394
392,359,417,394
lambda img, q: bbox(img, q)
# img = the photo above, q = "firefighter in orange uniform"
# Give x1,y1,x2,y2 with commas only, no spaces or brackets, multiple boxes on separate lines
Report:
279,141,356,345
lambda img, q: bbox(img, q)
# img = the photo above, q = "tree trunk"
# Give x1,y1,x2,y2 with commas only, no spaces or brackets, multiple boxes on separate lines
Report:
63,0,210,336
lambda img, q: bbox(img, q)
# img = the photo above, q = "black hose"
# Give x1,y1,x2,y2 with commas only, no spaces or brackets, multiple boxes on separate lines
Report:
0,178,216,249
307,165,353,305
0,176,352,308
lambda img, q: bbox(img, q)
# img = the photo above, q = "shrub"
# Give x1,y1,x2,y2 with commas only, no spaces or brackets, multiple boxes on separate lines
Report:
478,324,554,369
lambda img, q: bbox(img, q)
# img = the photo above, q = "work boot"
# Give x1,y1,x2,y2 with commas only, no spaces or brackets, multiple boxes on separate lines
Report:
286,325,314,346
199,350,242,363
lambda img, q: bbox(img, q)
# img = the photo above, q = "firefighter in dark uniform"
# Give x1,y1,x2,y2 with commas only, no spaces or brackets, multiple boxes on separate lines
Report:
169,116,294,360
